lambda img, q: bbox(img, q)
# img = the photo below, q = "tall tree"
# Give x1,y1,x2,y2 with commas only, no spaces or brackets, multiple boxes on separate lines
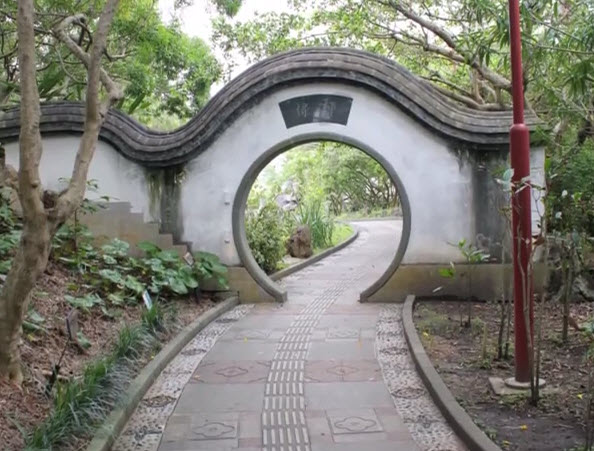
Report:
0,0,123,384
0,0,245,383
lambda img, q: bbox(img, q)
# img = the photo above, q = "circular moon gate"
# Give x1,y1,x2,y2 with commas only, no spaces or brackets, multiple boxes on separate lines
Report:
232,134,412,302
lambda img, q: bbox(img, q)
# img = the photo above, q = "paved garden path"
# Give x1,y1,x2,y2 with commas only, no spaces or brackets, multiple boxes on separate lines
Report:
115,220,465,451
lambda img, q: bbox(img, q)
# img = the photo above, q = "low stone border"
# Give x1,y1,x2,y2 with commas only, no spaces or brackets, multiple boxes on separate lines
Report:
402,295,502,451
86,296,240,451
270,225,359,281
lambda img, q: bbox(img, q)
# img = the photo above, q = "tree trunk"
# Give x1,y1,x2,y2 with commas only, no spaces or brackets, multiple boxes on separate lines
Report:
0,0,122,383
0,219,51,383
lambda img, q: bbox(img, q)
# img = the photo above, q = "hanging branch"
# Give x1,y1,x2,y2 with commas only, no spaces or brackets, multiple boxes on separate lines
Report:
379,0,512,91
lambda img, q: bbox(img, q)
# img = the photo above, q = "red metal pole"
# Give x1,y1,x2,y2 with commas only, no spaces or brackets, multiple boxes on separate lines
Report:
508,0,533,383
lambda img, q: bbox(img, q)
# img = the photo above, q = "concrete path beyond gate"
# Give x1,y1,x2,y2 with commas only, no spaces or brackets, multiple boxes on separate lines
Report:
115,220,465,451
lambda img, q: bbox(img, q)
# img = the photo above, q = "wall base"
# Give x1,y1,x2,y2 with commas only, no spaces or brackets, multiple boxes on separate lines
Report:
367,263,548,303
227,266,278,303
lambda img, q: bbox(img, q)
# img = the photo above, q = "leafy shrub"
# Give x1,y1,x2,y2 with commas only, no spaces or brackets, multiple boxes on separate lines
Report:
65,293,103,313
194,251,229,288
549,139,594,235
246,203,285,274
54,233,228,311
135,241,199,295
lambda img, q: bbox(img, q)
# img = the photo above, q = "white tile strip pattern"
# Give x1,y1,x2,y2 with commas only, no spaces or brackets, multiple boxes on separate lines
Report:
376,305,466,451
261,287,342,451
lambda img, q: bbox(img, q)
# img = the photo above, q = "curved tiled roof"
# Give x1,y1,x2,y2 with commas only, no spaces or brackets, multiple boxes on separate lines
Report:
0,48,543,167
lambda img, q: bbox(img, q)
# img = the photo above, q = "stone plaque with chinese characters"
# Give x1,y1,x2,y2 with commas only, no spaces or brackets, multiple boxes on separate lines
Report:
279,95,353,128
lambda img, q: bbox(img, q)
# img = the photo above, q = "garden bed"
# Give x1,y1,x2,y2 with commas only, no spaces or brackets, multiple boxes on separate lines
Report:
0,262,216,451
414,300,591,451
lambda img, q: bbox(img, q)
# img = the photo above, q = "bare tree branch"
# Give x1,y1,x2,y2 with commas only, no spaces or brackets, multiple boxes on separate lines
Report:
53,14,122,103
430,81,506,111
384,0,458,49
421,73,474,98
375,0,512,91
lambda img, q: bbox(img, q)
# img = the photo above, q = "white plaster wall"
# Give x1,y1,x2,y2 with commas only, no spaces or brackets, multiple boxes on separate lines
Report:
2,85,546,269
181,83,477,265
4,137,153,220
530,146,546,234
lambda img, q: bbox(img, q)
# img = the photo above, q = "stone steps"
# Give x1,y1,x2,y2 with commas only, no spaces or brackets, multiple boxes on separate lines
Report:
79,202,188,257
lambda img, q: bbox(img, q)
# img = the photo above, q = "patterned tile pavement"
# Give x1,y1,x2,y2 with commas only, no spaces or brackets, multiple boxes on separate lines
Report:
113,220,466,451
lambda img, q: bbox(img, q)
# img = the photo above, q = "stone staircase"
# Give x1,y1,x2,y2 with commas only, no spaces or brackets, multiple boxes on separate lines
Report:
79,202,188,257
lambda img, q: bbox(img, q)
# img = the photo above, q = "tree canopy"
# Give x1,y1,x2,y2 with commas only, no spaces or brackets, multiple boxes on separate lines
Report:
1,0,242,128
214,0,593,127
251,142,398,216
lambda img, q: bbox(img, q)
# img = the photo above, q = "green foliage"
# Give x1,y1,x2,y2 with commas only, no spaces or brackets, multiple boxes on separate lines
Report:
194,251,229,288
0,183,229,313
294,199,334,250
331,223,354,246
211,0,242,17
27,355,115,449
244,141,396,271
0,0,242,127
141,303,165,333
65,293,103,313
52,231,230,311
101,238,130,258
549,139,594,236
438,239,489,289
216,0,594,243
253,143,398,217
23,308,48,335
214,0,594,125
76,331,92,350
438,263,456,279
113,324,145,359
245,141,394,271
246,203,285,274
26,309,45,326
456,239,491,265
0,230,19,274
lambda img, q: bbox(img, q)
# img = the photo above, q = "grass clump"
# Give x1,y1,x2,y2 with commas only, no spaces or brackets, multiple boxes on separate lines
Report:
25,305,171,450
416,306,455,336
329,223,353,247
